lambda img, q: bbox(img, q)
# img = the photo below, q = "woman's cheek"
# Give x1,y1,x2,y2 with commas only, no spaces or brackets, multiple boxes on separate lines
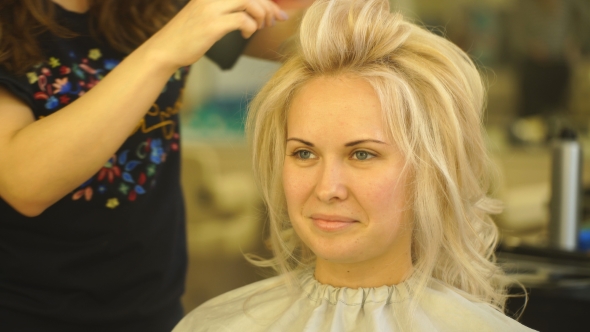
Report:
360,172,406,216
283,164,308,207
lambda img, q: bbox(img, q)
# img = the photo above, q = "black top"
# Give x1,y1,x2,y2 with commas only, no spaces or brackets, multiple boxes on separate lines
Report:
0,5,245,331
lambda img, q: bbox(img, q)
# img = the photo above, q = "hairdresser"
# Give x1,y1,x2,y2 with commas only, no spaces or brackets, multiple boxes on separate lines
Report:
0,0,313,331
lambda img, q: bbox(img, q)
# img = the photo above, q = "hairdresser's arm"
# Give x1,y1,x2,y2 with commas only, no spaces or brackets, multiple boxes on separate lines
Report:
243,0,316,60
0,0,286,217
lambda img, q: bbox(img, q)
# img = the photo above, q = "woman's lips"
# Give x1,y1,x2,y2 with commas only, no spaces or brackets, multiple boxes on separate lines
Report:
310,214,358,232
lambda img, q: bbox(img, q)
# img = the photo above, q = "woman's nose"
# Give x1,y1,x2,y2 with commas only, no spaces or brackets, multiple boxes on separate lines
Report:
314,159,348,203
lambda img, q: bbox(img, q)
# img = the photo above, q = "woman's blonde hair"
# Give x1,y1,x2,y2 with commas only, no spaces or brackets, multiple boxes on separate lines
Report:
246,0,509,311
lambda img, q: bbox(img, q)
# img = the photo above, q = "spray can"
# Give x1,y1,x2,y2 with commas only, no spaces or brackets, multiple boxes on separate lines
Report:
549,128,583,251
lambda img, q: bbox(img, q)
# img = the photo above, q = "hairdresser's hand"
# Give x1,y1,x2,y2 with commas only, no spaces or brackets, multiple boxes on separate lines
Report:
273,0,316,10
146,0,288,70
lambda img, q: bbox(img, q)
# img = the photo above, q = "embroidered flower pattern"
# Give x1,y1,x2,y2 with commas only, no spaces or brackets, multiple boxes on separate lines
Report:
27,72,38,84
106,198,119,209
26,47,188,209
88,48,102,61
28,51,115,113
73,119,183,207
72,177,93,202
97,156,122,183
48,57,61,68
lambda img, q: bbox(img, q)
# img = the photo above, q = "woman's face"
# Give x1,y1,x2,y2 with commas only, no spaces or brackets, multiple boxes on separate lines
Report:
283,75,413,278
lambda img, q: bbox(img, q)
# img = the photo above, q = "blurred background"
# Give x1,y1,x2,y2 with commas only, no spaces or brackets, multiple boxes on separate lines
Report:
178,0,590,330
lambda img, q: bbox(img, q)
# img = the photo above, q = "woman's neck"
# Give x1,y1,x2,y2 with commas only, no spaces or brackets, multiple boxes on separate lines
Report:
314,252,414,289
51,0,90,14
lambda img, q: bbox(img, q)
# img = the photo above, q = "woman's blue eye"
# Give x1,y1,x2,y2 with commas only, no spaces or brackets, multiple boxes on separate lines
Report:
297,150,313,159
353,151,373,160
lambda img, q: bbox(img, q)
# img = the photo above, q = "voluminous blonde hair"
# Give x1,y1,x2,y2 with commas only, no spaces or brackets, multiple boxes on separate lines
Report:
246,0,509,311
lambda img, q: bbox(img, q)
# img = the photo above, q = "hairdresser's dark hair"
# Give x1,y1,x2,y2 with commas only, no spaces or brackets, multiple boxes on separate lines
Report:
0,0,183,74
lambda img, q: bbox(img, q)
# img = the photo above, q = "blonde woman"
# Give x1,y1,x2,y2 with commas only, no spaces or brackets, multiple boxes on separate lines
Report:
174,0,535,331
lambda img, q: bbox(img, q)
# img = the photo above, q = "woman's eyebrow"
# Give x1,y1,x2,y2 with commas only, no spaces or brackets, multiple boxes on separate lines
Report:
286,138,314,146
344,139,387,147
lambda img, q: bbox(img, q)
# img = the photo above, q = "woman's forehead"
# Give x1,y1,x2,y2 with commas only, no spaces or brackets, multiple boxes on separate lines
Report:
285,76,391,143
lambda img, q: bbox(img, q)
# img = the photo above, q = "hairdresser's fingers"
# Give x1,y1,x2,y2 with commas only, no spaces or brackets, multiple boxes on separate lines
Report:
215,0,250,12
184,0,258,39
215,0,265,29
260,0,286,27
239,0,267,28
252,1,272,29
220,0,288,28
224,11,260,39
256,0,274,28
273,0,316,10
273,1,290,21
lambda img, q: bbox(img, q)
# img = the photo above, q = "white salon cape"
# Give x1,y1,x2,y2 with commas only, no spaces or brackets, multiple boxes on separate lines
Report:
173,270,536,332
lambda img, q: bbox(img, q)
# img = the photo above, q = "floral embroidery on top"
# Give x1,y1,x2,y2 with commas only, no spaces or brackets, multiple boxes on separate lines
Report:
88,48,102,61
28,51,117,112
48,57,61,68
106,198,119,209
26,46,188,209
71,131,181,208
